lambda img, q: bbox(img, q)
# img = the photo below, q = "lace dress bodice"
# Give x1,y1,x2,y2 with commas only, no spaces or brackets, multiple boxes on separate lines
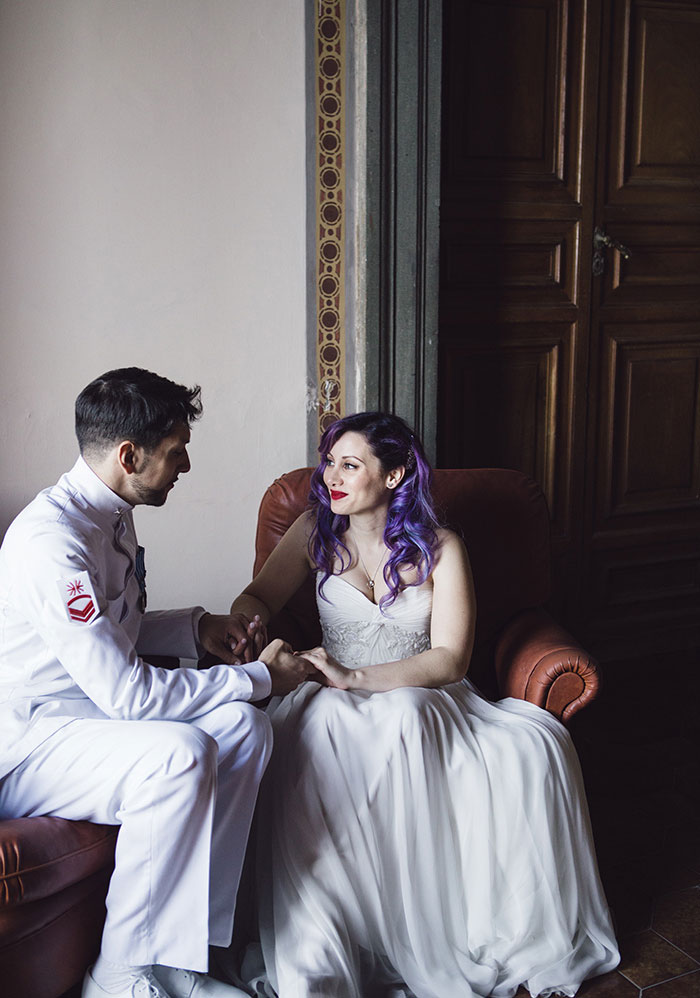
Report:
316,573,432,669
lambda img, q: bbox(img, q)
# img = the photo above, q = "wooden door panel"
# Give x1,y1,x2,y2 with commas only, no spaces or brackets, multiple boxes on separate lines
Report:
442,0,586,203
587,540,700,653
597,323,700,521
606,0,700,205
440,220,580,307
440,323,574,533
598,224,700,306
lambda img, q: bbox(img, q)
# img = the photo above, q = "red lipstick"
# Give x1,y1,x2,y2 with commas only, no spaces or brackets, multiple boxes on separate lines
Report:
330,490,347,500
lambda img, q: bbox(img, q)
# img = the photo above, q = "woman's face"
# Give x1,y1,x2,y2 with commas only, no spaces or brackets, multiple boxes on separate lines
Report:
323,431,401,517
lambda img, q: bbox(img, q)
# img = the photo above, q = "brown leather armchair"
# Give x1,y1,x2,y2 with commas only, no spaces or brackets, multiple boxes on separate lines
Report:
254,466,600,723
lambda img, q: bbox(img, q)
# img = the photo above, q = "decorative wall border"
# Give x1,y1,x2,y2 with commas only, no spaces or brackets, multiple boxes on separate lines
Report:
314,0,346,437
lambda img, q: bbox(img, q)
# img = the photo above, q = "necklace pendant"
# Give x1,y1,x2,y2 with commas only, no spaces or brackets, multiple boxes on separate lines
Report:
367,579,375,589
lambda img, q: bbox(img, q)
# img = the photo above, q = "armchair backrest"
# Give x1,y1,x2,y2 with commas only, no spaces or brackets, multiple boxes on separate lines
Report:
254,467,552,682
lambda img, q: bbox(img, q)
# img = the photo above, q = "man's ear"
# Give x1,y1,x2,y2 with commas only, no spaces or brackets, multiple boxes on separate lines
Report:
386,466,405,490
116,440,139,475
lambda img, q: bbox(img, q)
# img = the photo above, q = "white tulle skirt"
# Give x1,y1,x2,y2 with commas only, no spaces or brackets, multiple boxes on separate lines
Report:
250,678,619,998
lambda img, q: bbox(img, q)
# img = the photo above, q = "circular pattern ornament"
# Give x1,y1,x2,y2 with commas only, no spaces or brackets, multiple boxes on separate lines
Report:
319,308,340,332
321,342,340,365
319,16,339,41
320,129,341,155
320,239,340,263
320,93,341,117
320,201,342,226
320,55,340,80
319,273,340,297
320,167,340,191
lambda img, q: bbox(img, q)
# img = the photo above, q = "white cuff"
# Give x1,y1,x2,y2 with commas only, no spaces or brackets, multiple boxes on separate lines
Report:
238,659,272,701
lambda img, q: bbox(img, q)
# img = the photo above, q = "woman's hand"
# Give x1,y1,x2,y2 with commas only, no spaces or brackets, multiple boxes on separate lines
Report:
299,646,357,690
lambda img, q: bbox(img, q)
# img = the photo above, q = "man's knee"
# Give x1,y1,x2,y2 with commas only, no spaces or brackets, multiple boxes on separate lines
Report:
240,701,273,750
149,722,219,785
206,701,273,770
230,702,273,767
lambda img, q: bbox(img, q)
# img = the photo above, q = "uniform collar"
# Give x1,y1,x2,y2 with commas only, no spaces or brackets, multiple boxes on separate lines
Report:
67,456,134,522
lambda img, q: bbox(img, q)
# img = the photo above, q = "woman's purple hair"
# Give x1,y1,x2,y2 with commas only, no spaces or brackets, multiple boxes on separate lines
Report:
308,411,440,610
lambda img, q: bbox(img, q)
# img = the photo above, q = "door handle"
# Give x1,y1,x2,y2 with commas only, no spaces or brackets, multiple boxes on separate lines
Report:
592,227,631,276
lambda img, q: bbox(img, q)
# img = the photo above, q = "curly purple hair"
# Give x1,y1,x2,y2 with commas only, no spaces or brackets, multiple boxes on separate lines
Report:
308,411,440,610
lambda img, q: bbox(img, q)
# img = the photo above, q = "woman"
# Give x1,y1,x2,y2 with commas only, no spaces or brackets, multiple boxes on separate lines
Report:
230,412,619,998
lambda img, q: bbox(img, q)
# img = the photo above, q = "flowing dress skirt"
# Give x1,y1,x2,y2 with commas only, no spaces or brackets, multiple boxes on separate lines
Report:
252,579,619,998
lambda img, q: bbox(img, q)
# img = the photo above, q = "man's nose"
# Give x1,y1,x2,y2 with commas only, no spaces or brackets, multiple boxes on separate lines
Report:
181,451,191,474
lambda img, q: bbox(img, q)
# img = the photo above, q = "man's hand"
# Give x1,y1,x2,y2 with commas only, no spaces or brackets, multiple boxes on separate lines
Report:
259,638,313,695
198,612,267,665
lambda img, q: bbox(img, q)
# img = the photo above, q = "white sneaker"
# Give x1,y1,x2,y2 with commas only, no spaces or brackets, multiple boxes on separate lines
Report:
82,967,173,998
154,967,252,998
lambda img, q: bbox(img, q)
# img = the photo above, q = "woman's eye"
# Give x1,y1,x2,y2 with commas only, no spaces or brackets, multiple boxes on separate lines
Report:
344,463,357,471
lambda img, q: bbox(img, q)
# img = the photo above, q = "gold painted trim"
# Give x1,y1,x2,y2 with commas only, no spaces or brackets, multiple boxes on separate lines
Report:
315,0,346,437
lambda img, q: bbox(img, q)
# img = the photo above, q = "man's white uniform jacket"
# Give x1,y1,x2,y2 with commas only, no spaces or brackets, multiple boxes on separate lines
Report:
0,457,270,781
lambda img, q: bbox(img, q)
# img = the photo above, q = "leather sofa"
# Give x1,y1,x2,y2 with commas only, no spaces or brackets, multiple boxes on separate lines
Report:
0,466,600,998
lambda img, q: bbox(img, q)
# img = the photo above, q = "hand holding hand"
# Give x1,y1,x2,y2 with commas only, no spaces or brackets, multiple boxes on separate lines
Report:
199,612,267,665
300,646,357,690
259,638,314,695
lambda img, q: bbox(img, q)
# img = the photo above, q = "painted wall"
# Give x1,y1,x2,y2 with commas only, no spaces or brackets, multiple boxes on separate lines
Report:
0,0,307,614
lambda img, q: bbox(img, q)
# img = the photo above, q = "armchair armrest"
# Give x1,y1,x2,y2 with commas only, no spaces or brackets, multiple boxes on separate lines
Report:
0,817,117,907
494,607,600,724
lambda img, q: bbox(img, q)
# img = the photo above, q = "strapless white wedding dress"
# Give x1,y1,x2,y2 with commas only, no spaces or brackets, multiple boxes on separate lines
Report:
251,574,619,998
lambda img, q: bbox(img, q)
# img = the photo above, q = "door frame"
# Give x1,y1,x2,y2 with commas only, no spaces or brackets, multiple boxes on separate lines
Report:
363,0,443,462
305,0,443,463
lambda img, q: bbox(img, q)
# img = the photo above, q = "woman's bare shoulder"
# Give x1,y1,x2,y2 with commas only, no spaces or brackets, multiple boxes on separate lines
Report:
433,527,470,571
435,525,466,551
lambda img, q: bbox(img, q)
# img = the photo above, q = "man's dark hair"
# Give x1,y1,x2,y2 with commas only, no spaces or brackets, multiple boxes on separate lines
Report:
75,367,203,455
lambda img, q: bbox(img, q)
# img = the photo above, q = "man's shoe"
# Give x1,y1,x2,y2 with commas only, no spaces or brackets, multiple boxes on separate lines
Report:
82,967,173,997
154,967,251,998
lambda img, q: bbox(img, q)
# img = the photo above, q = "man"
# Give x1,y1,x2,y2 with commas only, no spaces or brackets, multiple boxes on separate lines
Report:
0,368,310,998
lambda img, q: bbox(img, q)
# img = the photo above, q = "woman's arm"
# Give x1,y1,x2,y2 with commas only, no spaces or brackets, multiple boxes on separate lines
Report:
230,511,315,625
303,530,476,692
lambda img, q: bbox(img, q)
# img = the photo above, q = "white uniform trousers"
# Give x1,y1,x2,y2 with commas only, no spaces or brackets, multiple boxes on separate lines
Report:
0,701,273,972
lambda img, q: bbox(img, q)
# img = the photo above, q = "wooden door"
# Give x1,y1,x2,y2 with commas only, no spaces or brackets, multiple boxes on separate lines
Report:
438,0,700,658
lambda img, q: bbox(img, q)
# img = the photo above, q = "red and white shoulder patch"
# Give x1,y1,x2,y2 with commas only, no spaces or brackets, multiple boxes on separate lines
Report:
57,571,99,624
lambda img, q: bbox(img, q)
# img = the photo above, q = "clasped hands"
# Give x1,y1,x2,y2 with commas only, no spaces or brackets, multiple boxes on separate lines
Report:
198,612,354,695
